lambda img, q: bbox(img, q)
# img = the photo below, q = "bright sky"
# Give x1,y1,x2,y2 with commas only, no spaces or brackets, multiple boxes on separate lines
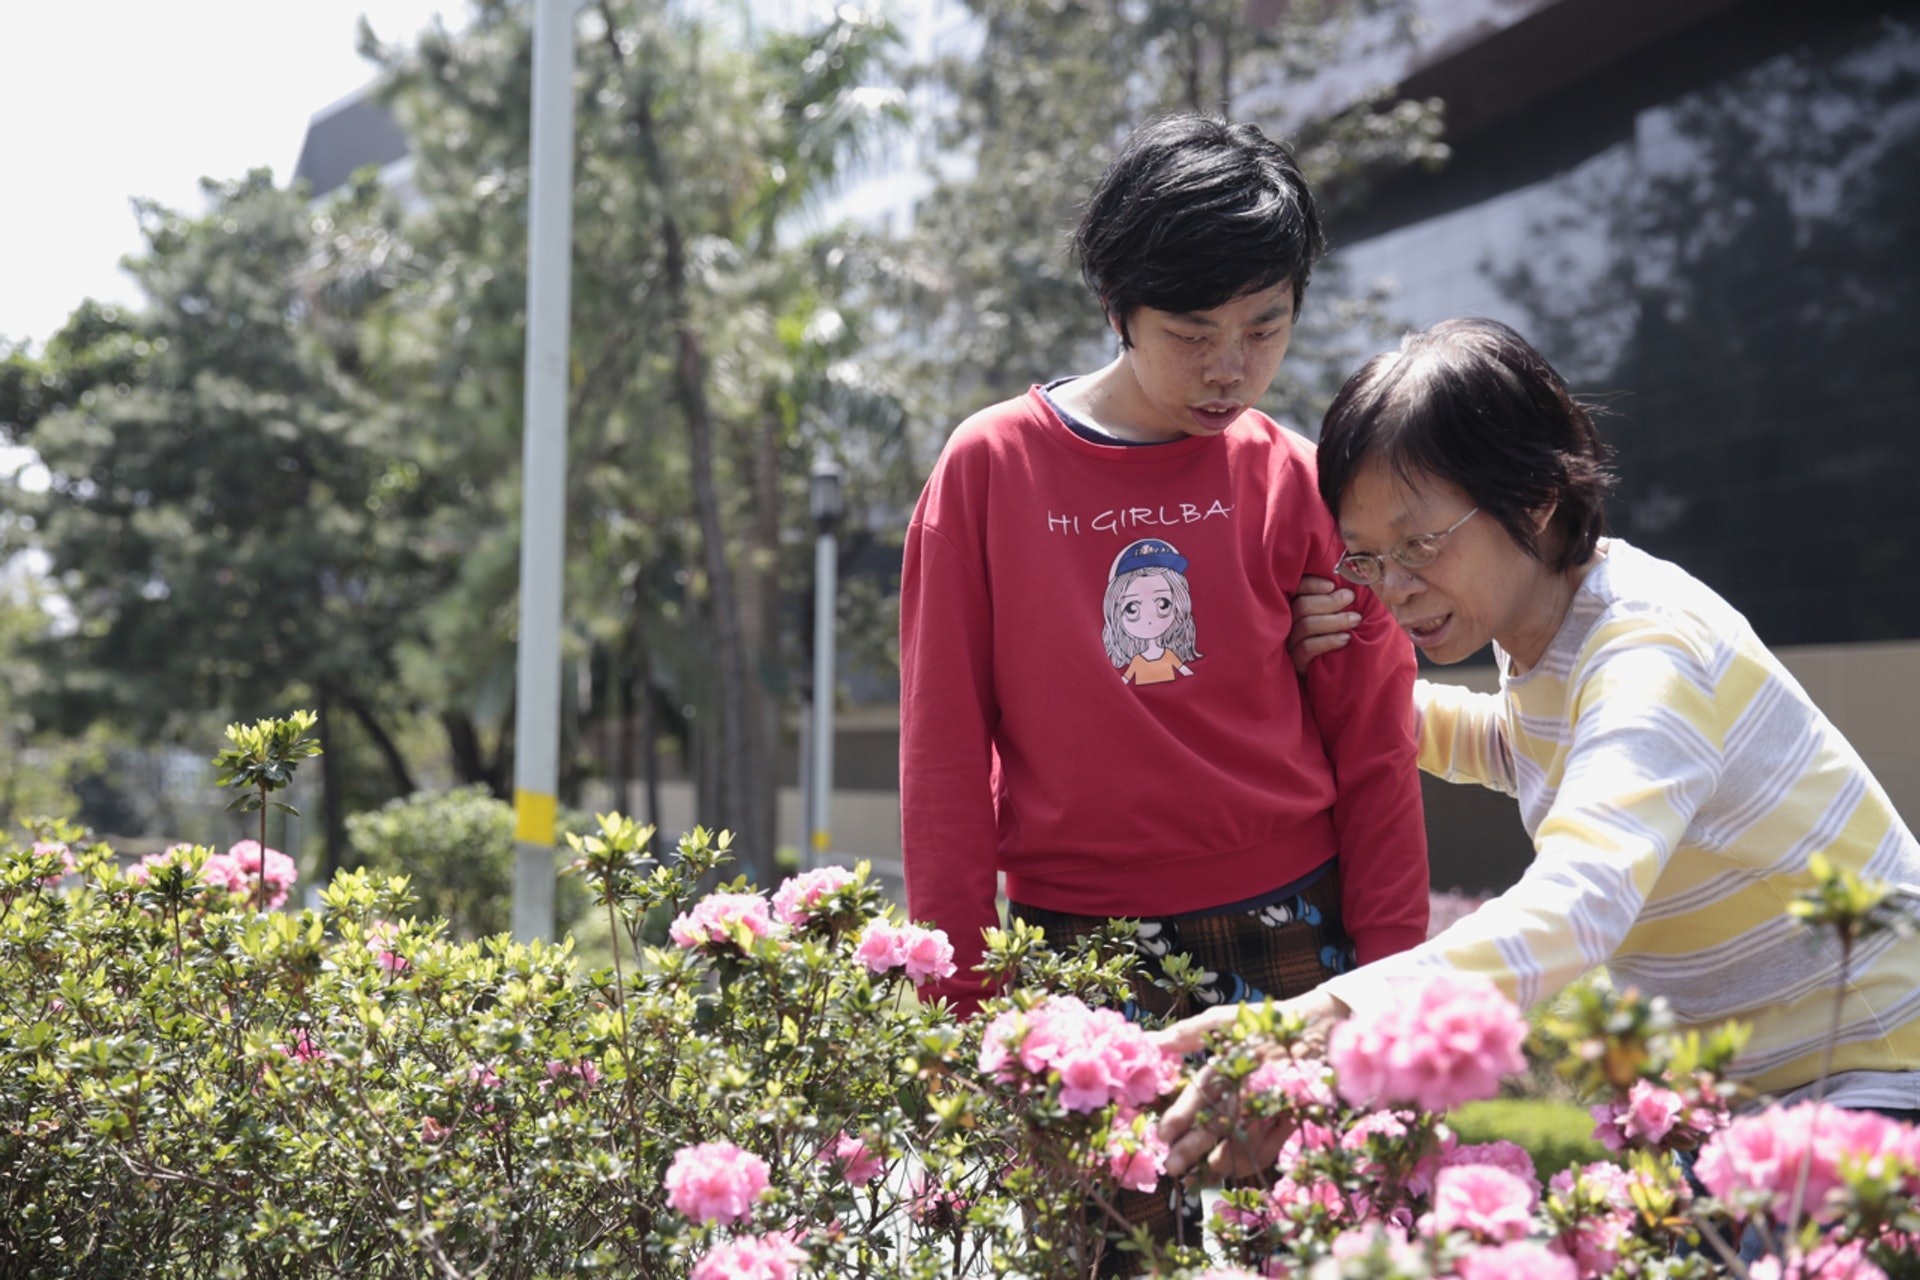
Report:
0,1,463,352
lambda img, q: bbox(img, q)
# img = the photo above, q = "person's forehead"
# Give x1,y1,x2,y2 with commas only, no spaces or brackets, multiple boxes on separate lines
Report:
1157,279,1296,325
1341,461,1458,535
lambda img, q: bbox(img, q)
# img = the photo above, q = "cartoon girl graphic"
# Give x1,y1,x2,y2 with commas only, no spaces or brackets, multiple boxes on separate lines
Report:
1102,538,1201,685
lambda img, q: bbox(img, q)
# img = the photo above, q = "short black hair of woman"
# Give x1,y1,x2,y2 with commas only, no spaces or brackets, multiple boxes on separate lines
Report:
1074,113,1325,348
1315,318,1617,571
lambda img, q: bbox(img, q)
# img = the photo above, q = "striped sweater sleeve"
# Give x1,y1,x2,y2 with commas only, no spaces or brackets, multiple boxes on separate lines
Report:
1325,615,1726,1016
1415,679,1518,795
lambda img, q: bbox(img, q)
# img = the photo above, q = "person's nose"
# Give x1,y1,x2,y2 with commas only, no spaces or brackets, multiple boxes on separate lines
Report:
1203,341,1245,389
1374,560,1424,608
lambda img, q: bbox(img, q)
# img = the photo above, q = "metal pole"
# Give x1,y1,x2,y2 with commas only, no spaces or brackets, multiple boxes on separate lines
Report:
808,526,837,868
511,0,577,943
796,692,813,872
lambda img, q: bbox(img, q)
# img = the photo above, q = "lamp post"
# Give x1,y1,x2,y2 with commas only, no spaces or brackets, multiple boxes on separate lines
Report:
510,0,576,943
807,456,844,871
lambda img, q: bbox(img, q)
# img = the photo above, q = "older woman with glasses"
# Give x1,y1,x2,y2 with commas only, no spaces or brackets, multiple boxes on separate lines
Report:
1156,316,1920,1177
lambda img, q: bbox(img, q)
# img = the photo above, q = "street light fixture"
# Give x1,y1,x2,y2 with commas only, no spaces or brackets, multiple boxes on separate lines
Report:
807,455,844,871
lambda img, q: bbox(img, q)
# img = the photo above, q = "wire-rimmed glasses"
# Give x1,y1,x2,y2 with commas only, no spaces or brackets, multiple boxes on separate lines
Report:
1334,508,1479,586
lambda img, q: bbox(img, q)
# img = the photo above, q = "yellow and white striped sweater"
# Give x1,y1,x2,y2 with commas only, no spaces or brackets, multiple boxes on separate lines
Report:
1323,540,1920,1103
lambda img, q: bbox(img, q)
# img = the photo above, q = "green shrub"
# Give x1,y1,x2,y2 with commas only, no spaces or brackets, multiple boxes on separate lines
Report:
344,784,589,939
5,754,1913,1278
1448,1097,1612,1182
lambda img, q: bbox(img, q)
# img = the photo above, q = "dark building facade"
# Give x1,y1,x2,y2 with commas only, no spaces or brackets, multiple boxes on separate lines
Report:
1310,0,1920,890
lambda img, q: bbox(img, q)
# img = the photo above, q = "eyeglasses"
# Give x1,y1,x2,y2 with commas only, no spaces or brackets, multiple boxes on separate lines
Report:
1334,508,1478,586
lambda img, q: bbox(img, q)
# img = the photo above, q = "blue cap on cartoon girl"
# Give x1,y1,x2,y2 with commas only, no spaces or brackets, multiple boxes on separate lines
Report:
1109,538,1188,579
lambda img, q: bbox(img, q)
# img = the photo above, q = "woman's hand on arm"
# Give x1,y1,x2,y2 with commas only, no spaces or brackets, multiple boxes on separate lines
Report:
1290,576,1362,675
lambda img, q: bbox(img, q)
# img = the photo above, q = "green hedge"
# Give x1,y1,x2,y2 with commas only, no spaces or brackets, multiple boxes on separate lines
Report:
1448,1097,1612,1182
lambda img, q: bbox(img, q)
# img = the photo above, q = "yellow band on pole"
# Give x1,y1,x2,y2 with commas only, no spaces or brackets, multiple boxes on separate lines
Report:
515,789,559,845
810,829,831,854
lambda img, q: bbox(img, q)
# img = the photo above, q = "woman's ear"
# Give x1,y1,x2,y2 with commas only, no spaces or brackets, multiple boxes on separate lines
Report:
1531,501,1558,537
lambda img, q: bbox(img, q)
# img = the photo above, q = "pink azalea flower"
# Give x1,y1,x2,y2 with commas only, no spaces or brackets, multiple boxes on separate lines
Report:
820,1130,885,1187
1444,1140,1541,1207
33,841,76,886
1454,1241,1579,1280
1328,971,1527,1113
1591,1077,1697,1151
1329,1224,1422,1271
900,925,957,983
770,865,858,925
665,1140,772,1225
421,1116,451,1144
1244,1056,1335,1109
274,1028,324,1064
1550,1209,1633,1277
1749,1239,1889,1280
466,1062,503,1115
1105,1112,1169,1193
669,892,777,950
689,1230,807,1280
1423,1164,1536,1243
1547,1161,1635,1212
367,920,410,973
1268,1171,1352,1222
128,843,197,886
544,1059,601,1091
1340,1109,1441,1198
853,919,957,985
980,995,1176,1113
1694,1101,1897,1224
906,1169,970,1229
226,839,298,909
1211,1196,1277,1235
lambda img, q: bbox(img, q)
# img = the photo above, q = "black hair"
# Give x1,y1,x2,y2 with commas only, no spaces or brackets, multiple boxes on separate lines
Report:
1074,113,1325,347
1316,317,1616,571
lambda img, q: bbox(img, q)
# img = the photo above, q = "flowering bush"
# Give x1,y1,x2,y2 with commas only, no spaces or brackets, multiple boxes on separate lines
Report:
4,726,1919,1278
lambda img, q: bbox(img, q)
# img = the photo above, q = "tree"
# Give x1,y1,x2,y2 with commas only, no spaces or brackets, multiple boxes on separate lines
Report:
355,0,907,878
1,176,441,870
884,0,1447,453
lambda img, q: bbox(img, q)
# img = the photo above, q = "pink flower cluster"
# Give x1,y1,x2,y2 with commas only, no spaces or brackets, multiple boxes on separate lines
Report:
1104,1110,1170,1192
367,920,410,973
1327,971,1527,1113
1749,1239,1890,1280
1243,1056,1336,1110
33,841,76,886
130,840,298,910
1454,1241,1579,1280
1547,1161,1642,1275
1589,1077,1725,1153
1694,1101,1917,1224
853,919,956,985
1422,1164,1537,1243
818,1130,884,1187
771,866,858,926
689,1231,806,1280
979,995,1179,1114
665,1140,772,1225
669,892,777,950
544,1059,601,1092
274,1028,324,1065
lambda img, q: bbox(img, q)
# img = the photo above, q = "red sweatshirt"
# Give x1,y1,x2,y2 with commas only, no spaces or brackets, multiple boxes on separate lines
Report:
899,389,1429,1014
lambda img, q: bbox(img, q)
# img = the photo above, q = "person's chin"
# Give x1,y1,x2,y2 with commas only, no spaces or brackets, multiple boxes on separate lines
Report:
1403,613,1472,663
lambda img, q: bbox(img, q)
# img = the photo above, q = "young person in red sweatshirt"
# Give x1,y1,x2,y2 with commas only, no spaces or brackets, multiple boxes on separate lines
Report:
897,112,1429,1264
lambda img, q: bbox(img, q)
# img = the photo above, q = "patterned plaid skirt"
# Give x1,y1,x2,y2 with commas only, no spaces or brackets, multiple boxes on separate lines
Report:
1009,861,1354,1276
